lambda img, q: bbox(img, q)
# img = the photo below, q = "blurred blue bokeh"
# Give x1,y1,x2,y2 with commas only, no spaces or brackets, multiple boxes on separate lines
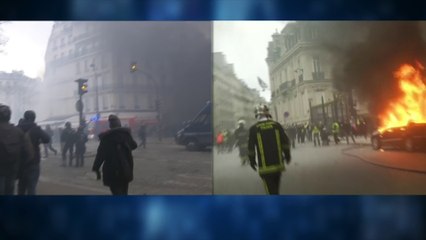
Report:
0,196,424,240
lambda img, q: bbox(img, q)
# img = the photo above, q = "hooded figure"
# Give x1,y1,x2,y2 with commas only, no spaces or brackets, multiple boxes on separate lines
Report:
17,110,50,195
92,115,137,195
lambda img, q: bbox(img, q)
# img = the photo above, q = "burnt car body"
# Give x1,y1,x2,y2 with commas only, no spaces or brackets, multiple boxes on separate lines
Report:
371,123,426,151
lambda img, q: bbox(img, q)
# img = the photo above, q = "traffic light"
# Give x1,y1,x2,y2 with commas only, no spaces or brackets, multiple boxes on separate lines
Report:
79,82,88,95
130,62,137,72
75,78,88,96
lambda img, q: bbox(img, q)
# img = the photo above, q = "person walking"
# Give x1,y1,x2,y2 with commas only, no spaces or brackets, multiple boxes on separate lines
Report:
312,124,321,147
92,115,137,195
138,123,147,148
43,124,58,158
75,126,88,167
0,105,33,195
233,120,249,165
17,110,50,195
61,122,76,167
332,121,340,145
343,120,356,144
248,105,291,195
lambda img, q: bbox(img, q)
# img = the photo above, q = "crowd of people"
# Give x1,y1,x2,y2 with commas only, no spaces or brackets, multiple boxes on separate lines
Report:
0,103,140,195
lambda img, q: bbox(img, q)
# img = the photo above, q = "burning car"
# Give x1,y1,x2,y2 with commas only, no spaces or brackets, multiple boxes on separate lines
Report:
371,122,426,151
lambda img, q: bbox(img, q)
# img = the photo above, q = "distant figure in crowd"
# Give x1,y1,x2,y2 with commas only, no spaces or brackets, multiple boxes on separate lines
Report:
0,104,33,195
43,124,58,158
17,110,50,195
343,120,356,144
332,121,340,145
233,120,249,165
248,105,291,195
61,122,76,167
312,124,321,147
75,126,88,167
320,123,330,146
92,115,137,195
138,123,147,148
216,131,224,153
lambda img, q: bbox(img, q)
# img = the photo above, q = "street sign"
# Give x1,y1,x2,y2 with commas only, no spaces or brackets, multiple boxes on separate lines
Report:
75,100,83,112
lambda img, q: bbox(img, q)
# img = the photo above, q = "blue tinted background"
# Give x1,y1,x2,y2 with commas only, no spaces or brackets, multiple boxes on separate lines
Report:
0,196,424,239
1,0,426,19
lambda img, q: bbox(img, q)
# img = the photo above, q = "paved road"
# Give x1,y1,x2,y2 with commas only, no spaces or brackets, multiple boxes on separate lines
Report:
214,140,426,194
37,138,212,195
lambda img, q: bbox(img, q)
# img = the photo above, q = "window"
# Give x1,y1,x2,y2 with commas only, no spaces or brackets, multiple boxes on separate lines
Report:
76,62,81,74
84,60,88,72
313,56,321,73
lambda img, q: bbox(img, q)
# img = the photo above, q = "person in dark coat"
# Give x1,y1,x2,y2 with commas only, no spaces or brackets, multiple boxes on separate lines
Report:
75,125,88,167
61,122,76,167
92,115,137,195
17,110,50,195
0,105,33,195
43,124,57,158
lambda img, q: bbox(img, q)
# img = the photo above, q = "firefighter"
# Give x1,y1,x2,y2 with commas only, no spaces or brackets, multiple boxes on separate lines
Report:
248,104,291,195
234,120,249,165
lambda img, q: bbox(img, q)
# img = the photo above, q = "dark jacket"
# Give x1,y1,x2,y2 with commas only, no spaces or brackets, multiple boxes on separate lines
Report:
0,122,34,177
248,119,291,176
92,127,137,186
75,131,88,151
17,120,50,165
60,127,76,145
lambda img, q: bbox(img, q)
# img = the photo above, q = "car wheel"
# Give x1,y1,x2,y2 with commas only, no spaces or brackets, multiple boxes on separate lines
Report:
372,137,381,150
405,138,414,152
186,138,199,151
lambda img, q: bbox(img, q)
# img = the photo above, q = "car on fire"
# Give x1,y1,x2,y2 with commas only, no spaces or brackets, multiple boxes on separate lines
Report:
371,122,426,151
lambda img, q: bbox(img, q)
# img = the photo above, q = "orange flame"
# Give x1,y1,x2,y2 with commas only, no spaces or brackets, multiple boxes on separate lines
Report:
378,63,426,131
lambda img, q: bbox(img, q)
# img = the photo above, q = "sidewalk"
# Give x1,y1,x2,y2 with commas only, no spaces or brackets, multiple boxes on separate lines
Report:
343,145,426,174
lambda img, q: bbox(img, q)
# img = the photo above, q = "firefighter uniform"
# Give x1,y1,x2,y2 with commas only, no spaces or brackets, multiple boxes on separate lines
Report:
248,119,291,195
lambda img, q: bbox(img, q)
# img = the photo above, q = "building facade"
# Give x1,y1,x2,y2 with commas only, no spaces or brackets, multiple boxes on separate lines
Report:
0,71,41,123
214,52,265,134
39,22,211,136
267,22,368,126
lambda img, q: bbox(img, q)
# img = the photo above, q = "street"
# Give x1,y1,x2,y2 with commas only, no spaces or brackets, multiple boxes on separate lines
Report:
37,138,212,195
214,138,426,194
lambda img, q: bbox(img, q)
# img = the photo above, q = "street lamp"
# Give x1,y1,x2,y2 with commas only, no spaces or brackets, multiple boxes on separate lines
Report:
75,78,88,127
129,61,162,142
90,63,100,118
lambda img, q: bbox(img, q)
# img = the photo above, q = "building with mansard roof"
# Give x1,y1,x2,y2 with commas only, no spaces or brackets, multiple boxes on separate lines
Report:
39,22,211,136
214,52,266,134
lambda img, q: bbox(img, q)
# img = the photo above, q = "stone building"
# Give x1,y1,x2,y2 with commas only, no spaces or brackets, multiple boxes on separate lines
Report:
214,52,265,134
0,71,41,123
39,22,211,136
267,22,368,126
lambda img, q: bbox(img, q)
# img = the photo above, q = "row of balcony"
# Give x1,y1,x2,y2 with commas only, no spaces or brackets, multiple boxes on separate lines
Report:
272,72,325,98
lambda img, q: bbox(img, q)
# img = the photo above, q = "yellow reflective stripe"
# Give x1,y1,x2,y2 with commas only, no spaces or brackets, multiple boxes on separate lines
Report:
259,164,285,175
262,178,270,194
275,129,283,164
257,132,266,168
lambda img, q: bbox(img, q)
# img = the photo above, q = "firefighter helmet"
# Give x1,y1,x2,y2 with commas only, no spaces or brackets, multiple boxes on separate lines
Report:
254,104,270,118
238,119,246,126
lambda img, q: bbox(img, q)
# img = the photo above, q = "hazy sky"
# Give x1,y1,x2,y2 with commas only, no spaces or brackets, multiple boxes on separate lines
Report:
0,21,53,79
213,21,289,101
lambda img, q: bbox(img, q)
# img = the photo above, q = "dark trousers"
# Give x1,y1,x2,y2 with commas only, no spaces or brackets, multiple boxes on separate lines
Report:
313,133,321,147
0,175,15,195
62,143,74,166
44,142,57,157
75,150,85,167
261,172,282,195
333,133,340,144
18,164,40,195
109,182,129,195
139,136,146,148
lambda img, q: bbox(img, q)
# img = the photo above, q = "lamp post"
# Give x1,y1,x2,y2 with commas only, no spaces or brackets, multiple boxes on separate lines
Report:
75,78,88,127
90,63,100,118
130,62,162,142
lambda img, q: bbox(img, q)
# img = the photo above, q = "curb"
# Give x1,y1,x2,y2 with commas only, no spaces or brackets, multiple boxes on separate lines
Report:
341,145,426,175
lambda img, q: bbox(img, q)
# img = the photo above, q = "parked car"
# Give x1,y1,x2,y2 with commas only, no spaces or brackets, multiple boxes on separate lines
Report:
371,122,426,151
175,101,212,151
